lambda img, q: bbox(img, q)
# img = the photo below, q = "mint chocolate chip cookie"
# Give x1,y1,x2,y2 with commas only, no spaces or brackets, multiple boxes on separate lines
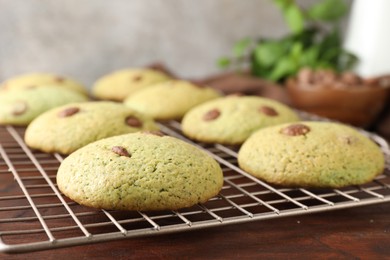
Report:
182,95,300,145
25,101,159,154
0,73,88,96
124,80,221,120
0,86,88,126
57,132,224,211
238,121,385,188
92,68,171,101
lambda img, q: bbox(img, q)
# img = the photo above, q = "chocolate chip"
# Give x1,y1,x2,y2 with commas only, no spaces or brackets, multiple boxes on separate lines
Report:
280,124,310,136
126,116,143,127
142,130,164,137
12,101,28,116
203,109,220,121
112,146,131,157
58,107,80,117
55,76,65,83
133,75,143,82
259,106,278,116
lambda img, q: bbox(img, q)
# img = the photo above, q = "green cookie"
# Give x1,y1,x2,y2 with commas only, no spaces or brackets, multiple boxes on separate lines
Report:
124,80,221,120
238,121,385,188
0,86,88,126
0,73,88,96
25,101,159,154
57,132,224,211
182,95,300,145
92,68,171,101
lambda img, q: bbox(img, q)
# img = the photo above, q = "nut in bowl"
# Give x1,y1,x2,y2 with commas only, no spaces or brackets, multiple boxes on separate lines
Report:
286,68,390,127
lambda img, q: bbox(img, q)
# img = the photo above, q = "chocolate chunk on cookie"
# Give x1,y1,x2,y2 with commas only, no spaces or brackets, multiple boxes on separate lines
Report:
182,96,300,145
25,101,158,154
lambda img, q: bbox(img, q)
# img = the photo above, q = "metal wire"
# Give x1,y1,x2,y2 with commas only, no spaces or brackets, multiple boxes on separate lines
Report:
6,126,92,239
0,119,389,254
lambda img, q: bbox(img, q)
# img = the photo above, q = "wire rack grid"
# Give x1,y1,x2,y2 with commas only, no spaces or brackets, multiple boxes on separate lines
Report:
0,118,389,254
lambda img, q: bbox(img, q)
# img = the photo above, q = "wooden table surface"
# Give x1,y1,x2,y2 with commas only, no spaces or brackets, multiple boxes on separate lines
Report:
2,201,389,260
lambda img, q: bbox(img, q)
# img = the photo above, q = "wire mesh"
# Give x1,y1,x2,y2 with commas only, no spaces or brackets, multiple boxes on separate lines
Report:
0,118,389,254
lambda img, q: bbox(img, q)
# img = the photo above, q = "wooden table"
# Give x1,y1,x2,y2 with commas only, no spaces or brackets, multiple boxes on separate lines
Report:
1,201,389,259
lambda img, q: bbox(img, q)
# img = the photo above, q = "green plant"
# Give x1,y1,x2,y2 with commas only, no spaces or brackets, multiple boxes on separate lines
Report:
218,0,358,83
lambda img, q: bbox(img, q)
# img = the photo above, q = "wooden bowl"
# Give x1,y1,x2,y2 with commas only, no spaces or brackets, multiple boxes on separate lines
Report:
286,79,389,127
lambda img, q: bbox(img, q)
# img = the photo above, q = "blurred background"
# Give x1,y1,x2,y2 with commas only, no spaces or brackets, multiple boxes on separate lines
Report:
1,0,388,136
0,0,328,86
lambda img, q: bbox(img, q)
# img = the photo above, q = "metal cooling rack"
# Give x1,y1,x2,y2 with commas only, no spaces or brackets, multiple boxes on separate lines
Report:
0,119,389,254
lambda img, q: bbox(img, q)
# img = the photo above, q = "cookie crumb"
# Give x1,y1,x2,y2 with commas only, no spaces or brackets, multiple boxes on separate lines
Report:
338,135,358,145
